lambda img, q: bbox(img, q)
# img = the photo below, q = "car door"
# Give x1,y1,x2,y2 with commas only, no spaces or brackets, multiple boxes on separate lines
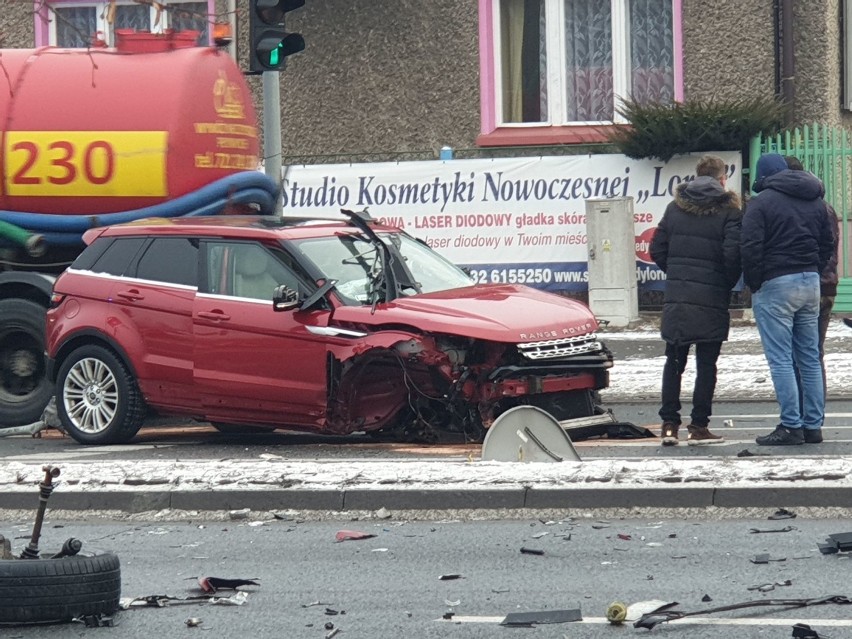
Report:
193,240,329,427
112,236,200,411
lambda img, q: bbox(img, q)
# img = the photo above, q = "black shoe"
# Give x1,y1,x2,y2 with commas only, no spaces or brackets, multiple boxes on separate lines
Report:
660,422,680,446
804,428,823,444
755,425,805,446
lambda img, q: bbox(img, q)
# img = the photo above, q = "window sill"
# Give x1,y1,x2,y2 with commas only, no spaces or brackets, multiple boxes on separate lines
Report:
476,125,617,147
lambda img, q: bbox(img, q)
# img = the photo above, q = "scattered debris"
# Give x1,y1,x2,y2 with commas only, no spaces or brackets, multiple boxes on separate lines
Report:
335,530,377,542
634,595,852,630
228,508,250,521
439,574,462,580
606,602,627,624
737,449,771,457
185,617,203,627
617,533,632,541
792,622,826,638
375,507,392,519
520,547,544,555
750,553,787,564
121,591,249,609
324,608,339,616
197,576,259,593
442,611,455,620
748,580,792,593
768,508,797,520
301,601,332,608
324,622,334,630
501,607,582,626
701,594,712,602
817,532,852,554
325,627,340,639
75,614,115,627
445,599,461,607
750,526,795,534
532,532,549,539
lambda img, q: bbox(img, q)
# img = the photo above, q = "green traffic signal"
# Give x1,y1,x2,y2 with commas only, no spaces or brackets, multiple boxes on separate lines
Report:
248,0,306,73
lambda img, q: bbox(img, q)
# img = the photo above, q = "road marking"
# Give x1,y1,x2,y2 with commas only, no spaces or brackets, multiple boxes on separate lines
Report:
439,615,852,627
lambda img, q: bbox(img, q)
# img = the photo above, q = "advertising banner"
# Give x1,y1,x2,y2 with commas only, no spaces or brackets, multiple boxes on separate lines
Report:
281,152,742,292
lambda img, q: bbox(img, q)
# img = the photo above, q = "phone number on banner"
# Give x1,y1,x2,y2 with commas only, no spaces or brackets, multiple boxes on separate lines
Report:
465,264,588,287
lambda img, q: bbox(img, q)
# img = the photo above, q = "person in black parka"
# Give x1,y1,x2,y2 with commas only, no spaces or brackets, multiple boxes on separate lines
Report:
650,155,742,446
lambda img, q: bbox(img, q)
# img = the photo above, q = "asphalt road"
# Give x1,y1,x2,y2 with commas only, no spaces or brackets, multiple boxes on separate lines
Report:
3,516,852,638
3,400,852,464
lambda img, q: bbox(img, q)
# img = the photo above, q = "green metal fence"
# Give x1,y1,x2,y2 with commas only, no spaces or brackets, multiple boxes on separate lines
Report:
750,124,852,312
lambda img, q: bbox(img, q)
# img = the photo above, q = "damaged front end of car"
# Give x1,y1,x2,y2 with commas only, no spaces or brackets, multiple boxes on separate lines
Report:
321,326,613,443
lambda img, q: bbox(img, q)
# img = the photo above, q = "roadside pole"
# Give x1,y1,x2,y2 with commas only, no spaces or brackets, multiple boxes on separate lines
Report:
262,71,283,217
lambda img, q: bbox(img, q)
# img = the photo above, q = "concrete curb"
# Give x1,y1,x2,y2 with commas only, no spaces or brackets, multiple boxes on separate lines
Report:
4,485,852,514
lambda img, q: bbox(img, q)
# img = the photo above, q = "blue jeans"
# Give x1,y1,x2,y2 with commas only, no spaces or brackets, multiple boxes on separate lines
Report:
753,272,824,429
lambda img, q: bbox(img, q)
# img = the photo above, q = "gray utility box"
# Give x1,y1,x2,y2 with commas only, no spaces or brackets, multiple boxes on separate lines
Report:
585,197,639,327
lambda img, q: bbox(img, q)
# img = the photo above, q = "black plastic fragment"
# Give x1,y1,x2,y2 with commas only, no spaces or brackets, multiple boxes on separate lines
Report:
520,547,545,555
701,594,712,602
501,608,582,626
749,526,795,534
768,508,797,520
792,622,824,638
828,532,852,551
818,542,839,555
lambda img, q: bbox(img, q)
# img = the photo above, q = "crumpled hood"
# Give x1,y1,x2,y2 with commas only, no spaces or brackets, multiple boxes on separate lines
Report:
330,284,599,343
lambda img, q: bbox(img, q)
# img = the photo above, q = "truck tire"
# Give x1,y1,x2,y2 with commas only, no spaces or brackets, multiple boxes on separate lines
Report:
0,299,52,427
56,344,145,445
0,553,121,624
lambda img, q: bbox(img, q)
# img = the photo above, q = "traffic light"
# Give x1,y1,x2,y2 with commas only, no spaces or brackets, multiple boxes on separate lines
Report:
249,0,305,73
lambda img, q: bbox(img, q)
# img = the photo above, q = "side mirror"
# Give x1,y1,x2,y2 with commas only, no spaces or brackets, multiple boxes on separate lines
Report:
273,285,300,312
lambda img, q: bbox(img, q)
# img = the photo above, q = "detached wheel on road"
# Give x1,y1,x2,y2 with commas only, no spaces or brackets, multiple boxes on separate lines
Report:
56,344,145,445
0,299,53,427
0,553,121,624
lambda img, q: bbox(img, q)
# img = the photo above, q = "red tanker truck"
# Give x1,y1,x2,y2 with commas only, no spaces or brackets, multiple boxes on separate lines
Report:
0,34,278,426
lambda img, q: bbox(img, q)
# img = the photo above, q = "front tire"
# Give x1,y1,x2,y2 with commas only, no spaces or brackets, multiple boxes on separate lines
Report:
0,299,53,427
56,344,145,445
0,553,121,624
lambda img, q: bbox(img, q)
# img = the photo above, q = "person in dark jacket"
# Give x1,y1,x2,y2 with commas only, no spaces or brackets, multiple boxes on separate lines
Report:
784,155,840,406
650,155,742,446
743,153,835,446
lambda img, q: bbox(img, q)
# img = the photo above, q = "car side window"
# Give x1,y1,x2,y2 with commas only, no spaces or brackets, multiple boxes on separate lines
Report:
87,238,147,276
135,238,199,287
203,241,305,301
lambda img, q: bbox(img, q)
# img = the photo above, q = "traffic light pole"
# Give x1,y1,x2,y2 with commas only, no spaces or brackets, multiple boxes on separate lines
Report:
262,70,283,216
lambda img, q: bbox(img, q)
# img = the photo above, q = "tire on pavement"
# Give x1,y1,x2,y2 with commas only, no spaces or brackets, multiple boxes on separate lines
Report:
0,299,53,427
56,344,145,445
0,553,121,624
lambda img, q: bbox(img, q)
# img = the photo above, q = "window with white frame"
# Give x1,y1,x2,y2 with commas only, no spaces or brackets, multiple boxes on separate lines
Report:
496,0,674,125
49,1,209,48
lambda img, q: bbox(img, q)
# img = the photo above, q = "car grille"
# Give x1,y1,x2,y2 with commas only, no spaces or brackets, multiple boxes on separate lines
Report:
517,334,602,360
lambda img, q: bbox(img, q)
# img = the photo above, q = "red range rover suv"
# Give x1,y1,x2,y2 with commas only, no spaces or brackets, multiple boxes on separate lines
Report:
46,211,613,445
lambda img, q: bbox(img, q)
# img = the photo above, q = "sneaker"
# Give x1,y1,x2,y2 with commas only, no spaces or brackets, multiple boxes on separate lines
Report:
804,428,823,444
661,422,680,446
755,424,805,446
686,424,724,446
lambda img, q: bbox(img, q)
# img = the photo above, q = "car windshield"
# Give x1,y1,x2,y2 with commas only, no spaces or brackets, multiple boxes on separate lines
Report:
294,232,473,304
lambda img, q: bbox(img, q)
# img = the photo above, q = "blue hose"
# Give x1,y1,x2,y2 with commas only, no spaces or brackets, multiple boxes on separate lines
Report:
0,172,279,239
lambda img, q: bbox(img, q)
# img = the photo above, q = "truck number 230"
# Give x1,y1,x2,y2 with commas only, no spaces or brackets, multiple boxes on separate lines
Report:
11,140,115,186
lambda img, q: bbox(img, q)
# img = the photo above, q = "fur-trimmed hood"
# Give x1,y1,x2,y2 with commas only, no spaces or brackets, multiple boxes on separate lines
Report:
674,176,741,216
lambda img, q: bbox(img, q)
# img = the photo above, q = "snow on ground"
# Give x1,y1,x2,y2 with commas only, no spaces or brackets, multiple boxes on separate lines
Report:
1,456,850,493
601,321,852,403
